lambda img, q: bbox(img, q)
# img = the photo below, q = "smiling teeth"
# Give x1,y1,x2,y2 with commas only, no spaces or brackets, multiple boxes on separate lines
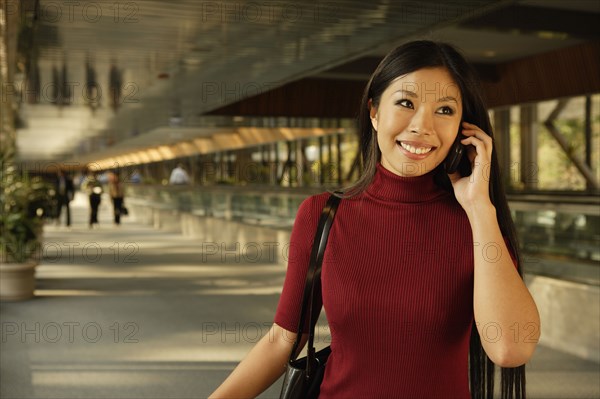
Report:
400,142,432,154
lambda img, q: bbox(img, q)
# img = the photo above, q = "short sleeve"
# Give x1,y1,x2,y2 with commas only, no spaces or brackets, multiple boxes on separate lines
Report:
274,193,328,334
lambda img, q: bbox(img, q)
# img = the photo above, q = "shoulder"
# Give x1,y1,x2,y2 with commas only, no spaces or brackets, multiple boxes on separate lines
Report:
296,191,344,221
292,192,331,235
297,192,330,216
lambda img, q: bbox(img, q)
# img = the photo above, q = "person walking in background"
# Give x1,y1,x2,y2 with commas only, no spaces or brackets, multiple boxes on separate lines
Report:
55,168,74,227
108,170,125,226
82,171,103,229
169,163,190,185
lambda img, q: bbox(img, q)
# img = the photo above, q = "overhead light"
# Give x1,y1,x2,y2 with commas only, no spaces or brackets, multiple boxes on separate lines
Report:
537,31,568,40
305,145,318,162
183,56,202,66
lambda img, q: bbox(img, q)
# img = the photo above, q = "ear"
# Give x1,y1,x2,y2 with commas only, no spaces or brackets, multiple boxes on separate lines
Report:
368,99,378,132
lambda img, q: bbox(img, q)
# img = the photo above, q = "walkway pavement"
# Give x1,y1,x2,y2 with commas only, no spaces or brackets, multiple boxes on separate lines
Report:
1,192,599,398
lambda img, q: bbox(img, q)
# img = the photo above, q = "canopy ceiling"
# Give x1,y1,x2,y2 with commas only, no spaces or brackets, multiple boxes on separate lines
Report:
8,0,600,163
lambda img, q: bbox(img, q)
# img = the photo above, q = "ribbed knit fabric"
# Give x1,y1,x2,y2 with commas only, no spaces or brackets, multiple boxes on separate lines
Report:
275,163,476,398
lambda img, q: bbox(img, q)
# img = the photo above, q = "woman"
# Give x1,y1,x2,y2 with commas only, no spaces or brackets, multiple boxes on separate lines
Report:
108,170,125,225
210,40,540,398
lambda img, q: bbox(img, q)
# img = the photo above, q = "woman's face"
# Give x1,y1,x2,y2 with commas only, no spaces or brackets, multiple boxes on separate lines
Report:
370,67,463,177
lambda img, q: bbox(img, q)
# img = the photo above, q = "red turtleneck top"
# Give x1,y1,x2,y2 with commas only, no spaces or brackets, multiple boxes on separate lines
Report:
275,163,479,398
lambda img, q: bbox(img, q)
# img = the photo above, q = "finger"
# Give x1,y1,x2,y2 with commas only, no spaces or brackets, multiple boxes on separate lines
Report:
462,128,491,141
461,123,493,145
460,136,486,151
472,131,493,148
461,133,492,157
462,121,483,130
461,136,490,165
461,137,491,182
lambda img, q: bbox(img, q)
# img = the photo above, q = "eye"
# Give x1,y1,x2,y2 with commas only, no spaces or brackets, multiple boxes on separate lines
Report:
436,106,455,115
396,99,414,109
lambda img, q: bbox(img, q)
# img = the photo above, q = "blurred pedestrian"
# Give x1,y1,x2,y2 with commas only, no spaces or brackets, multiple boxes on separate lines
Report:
55,168,74,227
108,170,125,225
169,163,190,185
83,172,103,228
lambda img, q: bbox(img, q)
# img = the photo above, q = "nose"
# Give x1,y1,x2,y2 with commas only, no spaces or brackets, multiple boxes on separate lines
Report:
408,107,434,136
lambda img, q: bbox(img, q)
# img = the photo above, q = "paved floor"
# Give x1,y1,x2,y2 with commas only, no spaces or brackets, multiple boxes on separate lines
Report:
1,192,599,399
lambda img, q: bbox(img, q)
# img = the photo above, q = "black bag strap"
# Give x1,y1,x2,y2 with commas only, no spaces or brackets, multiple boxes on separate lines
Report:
288,192,342,377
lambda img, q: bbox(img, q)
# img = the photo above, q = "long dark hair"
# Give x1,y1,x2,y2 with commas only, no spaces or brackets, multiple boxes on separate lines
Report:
343,40,526,399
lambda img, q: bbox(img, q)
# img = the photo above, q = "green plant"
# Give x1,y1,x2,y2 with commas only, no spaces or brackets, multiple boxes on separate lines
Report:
0,149,48,263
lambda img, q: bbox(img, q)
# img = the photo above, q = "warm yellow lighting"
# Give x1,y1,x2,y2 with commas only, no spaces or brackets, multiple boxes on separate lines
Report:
115,156,127,167
147,148,162,162
128,153,141,164
237,127,284,145
193,138,215,153
177,141,197,156
212,133,244,150
537,31,568,40
278,127,295,140
157,145,175,159
137,151,151,164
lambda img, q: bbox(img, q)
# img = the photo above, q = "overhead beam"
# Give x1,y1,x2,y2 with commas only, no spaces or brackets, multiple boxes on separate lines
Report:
206,42,600,116
481,41,600,107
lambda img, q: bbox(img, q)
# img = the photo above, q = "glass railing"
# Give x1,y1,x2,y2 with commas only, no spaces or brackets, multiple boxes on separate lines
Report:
126,185,600,283
508,194,600,284
126,184,326,228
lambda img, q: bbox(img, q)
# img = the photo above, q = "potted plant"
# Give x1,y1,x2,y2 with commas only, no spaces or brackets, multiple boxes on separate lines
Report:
0,148,48,301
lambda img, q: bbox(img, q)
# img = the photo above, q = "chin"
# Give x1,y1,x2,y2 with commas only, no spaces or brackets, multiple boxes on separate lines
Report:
398,160,441,177
382,148,443,177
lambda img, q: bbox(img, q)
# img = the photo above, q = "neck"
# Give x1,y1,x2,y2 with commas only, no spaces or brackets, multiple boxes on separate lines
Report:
366,163,447,203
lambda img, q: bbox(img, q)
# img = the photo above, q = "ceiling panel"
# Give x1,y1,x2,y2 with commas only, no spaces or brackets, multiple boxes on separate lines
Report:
12,0,599,163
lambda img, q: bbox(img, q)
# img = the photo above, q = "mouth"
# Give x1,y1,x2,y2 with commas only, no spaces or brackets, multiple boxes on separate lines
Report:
396,140,437,158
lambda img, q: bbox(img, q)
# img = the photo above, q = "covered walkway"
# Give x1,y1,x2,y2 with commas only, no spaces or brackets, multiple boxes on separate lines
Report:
1,192,285,398
1,192,599,399
2,0,599,397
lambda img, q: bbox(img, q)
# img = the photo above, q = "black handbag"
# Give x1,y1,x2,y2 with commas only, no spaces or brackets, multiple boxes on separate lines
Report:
279,193,341,399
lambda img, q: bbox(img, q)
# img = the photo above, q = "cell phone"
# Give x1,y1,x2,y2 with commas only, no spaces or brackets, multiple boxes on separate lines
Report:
444,131,466,174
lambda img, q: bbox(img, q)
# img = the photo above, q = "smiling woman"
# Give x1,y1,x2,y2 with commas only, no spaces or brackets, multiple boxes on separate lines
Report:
209,40,540,399
369,67,463,177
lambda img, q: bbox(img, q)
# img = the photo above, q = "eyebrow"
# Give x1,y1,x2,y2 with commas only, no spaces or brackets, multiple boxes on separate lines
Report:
394,90,459,104
437,96,458,104
394,89,418,98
